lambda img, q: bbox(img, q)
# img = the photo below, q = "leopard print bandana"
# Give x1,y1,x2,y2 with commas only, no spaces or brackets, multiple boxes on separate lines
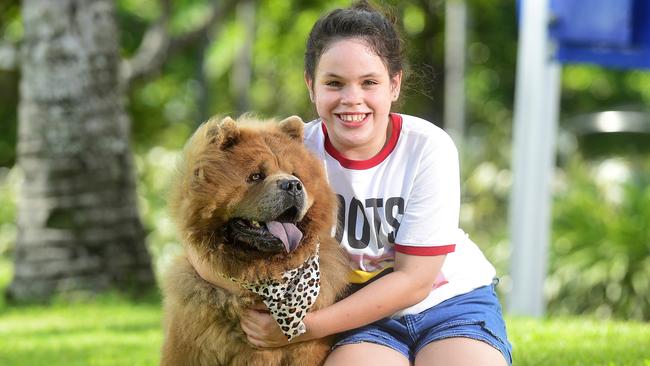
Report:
228,245,321,341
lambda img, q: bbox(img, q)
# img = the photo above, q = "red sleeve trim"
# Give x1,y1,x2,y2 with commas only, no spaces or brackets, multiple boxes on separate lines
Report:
394,244,456,256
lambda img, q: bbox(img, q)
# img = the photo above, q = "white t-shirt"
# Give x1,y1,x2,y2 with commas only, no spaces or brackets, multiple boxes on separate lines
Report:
303,113,496,317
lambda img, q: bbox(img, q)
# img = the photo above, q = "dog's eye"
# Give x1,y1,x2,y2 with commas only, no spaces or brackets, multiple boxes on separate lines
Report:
247,172,264,182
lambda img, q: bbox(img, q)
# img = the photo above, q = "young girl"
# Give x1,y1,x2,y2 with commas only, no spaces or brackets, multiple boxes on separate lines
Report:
195,1,512,365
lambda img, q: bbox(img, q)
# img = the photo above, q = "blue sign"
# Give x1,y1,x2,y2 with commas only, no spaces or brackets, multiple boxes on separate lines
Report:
548,0,650,69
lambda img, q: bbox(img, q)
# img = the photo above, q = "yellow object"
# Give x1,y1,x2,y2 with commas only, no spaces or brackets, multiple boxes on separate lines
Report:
347,267,393,284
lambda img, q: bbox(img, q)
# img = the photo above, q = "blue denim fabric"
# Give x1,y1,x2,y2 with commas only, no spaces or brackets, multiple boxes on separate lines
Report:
332,282,513,365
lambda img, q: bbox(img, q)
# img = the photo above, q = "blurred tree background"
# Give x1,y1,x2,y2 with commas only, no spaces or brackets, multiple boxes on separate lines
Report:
0,0,649,318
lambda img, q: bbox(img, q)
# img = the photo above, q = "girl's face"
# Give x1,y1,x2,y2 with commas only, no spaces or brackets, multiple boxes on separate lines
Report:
306,38,401,160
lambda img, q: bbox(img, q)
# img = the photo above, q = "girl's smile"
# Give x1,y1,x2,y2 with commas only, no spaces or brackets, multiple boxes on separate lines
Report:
336,112,370,127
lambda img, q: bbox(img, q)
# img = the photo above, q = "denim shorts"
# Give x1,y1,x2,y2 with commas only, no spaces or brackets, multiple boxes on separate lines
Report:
332,281,513,365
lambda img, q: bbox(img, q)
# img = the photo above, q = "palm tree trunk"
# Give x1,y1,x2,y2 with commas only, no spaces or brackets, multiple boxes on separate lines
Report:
7,0,154,301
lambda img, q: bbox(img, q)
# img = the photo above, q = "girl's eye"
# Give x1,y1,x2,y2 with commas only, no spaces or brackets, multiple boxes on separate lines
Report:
325,81,342,87
247,173,264,182
363,80,378,86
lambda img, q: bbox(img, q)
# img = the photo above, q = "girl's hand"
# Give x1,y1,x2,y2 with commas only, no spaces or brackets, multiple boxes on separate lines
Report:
240,303,296,348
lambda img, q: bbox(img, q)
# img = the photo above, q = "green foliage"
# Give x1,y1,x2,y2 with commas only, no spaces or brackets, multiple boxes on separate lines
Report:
120,0,448,153
548,155,650,320
463,0,519,167
0,168,17,260
0,71,17,167
0,0,19,167
134,147,183,280
562,65,650,111
459,156,511,288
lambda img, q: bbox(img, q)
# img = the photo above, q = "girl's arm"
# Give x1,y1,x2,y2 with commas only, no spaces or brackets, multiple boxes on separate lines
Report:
241,252,446,347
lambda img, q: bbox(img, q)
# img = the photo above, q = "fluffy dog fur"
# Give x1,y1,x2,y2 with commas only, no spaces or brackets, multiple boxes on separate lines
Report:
160,115,349,366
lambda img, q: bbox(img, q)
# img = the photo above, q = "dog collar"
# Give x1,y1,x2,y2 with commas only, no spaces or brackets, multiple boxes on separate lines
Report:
224,245,321,341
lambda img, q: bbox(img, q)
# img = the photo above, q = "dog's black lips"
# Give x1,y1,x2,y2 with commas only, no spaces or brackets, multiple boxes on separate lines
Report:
223,206,302,253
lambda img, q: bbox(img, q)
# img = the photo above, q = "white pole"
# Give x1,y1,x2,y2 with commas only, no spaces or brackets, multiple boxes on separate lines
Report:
444,0,467,147
508,0,562,317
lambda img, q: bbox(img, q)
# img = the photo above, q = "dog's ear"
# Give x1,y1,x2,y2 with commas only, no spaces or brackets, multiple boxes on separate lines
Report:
205,116,240,149
279,115,304,140
218,117,240,149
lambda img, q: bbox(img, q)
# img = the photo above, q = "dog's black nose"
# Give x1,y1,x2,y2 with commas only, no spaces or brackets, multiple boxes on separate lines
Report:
278,179,303,196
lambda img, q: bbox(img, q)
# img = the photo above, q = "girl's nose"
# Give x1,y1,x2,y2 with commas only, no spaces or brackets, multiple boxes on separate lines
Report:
341,85,362,105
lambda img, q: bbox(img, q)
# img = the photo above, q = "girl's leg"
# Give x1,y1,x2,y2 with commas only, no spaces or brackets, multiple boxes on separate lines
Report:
324,342,410,366
414,337,508,366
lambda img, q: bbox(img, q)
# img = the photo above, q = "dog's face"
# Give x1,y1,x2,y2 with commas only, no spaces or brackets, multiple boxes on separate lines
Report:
170,116,334,264
225,170,309,253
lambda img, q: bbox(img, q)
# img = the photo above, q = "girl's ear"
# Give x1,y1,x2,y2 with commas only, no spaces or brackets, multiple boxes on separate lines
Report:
391,71,403,101
304,71,314,102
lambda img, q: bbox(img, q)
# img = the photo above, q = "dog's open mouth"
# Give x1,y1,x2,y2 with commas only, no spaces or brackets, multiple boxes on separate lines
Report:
223,207,304,253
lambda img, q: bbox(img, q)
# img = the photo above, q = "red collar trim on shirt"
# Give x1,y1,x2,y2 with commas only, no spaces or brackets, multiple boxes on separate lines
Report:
322,113,402,170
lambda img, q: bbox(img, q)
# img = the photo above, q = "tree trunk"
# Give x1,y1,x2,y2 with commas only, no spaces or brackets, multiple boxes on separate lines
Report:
7,0,154,301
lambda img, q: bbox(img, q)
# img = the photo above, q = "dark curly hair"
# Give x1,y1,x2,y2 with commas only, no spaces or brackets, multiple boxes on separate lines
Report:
304,0,404,84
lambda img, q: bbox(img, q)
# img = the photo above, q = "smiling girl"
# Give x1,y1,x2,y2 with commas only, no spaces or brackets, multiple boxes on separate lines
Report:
195,1,512,365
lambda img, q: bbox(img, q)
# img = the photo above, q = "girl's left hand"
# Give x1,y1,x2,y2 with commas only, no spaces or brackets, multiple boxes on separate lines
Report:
240,303,292,348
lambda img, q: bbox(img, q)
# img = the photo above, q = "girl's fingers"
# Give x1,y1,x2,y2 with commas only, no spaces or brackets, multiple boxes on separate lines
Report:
245,309,271,323
246,334,266,348
241,320,267,347
243,309,277,331
240,317,261,335
241,310,289,348
240,318,252,334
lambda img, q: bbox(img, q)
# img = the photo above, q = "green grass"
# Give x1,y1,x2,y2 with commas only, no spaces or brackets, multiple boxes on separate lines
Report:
0,259,162,366
508,317,650,366
0,295,162,366
2,304,650,366
0,257,649,366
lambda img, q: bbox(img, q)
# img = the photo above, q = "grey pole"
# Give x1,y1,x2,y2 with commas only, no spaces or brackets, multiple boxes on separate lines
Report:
444,0,467,147
508,0,562,317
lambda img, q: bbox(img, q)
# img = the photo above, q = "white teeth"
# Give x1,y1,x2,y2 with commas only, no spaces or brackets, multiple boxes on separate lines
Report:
339,114,366,122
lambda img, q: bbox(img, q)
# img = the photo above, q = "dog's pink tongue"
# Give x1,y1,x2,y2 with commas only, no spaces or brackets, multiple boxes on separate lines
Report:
266,221,303,253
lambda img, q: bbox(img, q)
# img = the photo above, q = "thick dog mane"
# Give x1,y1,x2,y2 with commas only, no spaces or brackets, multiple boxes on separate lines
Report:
167,115,336,282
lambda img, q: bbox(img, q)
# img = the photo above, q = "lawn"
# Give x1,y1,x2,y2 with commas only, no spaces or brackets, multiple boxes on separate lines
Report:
0,295,161,366
1,260,649,366
508,317,650,366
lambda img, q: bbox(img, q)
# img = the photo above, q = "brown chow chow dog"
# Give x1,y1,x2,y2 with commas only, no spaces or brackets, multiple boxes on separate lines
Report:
161,115,349,366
